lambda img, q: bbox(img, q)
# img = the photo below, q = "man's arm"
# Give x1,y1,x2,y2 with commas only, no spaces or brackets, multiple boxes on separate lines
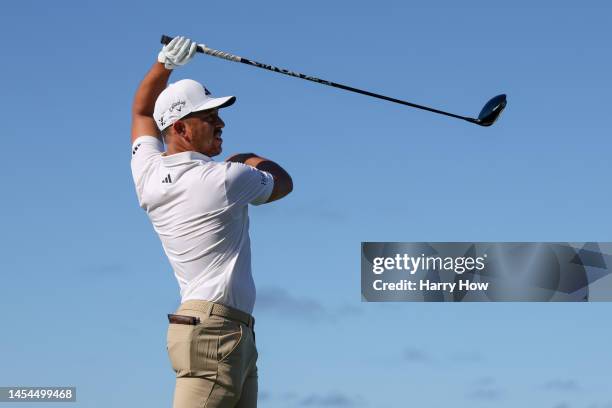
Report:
226,153,293,203
131,63,171,143
131,36,197,144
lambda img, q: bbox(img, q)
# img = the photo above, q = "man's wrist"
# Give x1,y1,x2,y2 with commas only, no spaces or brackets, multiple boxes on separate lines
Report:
156,61,173,71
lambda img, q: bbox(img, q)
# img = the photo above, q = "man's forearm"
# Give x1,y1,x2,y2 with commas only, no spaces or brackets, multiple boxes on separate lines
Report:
226,153,275,169
226,153,293,202
132,62,172,116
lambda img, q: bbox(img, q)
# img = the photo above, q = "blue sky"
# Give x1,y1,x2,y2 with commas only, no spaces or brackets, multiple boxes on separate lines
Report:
1,1,611,407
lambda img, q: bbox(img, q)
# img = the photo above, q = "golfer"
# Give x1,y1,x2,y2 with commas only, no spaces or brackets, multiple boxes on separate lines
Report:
130,36,293,407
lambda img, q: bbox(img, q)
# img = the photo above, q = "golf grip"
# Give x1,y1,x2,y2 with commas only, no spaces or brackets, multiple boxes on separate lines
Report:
160,35,475,123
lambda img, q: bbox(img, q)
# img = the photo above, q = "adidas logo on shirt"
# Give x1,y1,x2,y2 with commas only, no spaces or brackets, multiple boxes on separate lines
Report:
132,143,141,156
162,174,173,184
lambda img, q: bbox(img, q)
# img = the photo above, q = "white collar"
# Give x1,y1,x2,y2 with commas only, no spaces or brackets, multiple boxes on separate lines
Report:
161,150,212,166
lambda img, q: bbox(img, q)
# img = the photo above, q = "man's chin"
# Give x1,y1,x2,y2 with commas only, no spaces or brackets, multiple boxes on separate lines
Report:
208,148,222,157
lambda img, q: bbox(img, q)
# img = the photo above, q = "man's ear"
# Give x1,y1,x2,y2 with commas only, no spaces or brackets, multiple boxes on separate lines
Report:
172,120,191,143
173,120,185,135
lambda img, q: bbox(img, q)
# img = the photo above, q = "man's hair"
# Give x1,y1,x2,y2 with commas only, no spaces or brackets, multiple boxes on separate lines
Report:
161,126,171,139
160,126,171,144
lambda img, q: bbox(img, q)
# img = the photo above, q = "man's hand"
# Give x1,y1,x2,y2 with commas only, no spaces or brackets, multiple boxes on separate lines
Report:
157,36,197,70
132,35,196,142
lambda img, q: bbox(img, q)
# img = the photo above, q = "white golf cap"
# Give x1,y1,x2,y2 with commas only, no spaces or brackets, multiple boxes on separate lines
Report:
153,79,236,131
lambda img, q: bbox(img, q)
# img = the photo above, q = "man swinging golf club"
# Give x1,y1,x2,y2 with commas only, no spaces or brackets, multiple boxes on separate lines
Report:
130,36,293,407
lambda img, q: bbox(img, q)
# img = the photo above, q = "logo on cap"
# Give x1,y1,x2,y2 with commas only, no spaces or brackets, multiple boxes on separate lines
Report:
170,100,186,112
204,87,211,96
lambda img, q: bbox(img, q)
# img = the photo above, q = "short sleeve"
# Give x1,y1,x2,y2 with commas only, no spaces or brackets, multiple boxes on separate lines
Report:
130,136,163,200
225,162,274,206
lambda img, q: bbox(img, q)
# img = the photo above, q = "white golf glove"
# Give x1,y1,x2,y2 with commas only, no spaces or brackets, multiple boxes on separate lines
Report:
158,36,197,70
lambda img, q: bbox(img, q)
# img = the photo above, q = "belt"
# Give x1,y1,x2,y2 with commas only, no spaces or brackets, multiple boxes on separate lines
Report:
172,299,255,329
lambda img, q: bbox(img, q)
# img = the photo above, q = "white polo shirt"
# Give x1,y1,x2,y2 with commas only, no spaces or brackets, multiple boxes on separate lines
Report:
130,136,274,314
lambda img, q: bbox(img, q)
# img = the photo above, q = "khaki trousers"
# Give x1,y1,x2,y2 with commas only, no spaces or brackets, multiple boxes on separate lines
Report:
166,300,258,408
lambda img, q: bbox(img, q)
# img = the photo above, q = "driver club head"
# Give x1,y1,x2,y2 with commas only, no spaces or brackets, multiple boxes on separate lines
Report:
476,94,507,126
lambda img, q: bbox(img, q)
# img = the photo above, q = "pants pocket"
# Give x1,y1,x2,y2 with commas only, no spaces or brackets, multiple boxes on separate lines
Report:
166,323,196,377
166,315,244,378
218,320,243,363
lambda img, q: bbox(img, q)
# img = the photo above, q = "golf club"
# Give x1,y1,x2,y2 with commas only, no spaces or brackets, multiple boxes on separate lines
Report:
161,35,507,127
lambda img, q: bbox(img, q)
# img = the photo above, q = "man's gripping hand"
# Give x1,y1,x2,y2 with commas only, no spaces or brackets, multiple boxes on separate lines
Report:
131,36,195,141
157,36,197,70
